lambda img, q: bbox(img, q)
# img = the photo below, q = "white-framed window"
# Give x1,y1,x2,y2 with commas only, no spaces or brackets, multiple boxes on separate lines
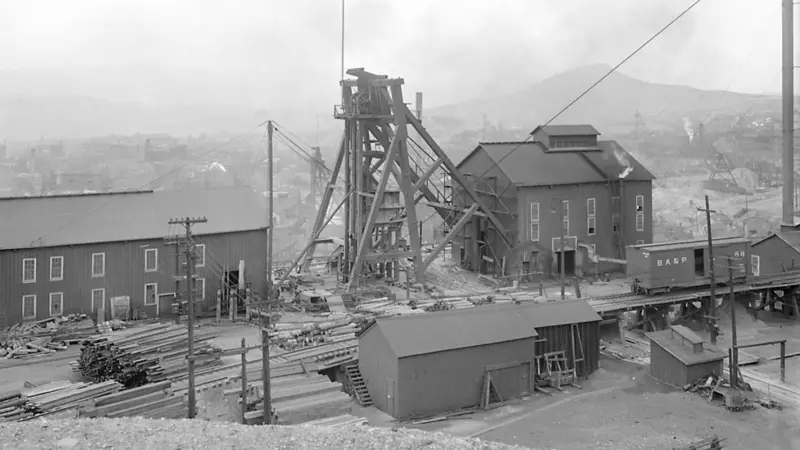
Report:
50,256,64,281
22,295,36,320
563,218,570,236
22,258,36,283
194,244,206,268
530,202,540,222
91,288,105,312
562,200,569,218
636,240,645,245
144,283,157,306
636,213,644,232
587,198,596,235
587,198,596,217
91,253,106,277
751,254,760,277
636,194,644,212
49,292,63,317
194,277,206,300
145,248,158,272
530,222,540,242
587,216,596,236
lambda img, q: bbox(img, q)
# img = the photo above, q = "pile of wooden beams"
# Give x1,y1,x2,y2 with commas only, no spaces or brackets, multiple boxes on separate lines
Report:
242,373,353,425
0,380,122,422
76,323,223,388
301,413,368,428
0,314,96,359
80,381,186,419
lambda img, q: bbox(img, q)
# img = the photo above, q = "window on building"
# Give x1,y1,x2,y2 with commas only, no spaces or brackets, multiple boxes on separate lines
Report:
194,244,206,267
49,292,63,316
530,222,539,242
563,218,570,236
751,254,760,277
91,288,105,312
636,195,644,212
144,283,157,306
530,202,539,222
636,213,644,232
587,216,596,236
50,256,64,281
91,253,105,277
22,295,36,320
22,258,36,283
194,278,206,300
145,248,158,272
612,213,620,232
562,200,569,218
587,198,596,217
636,240,645,245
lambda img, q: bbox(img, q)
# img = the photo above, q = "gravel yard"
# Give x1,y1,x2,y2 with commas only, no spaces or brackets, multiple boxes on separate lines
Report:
0,418,528,450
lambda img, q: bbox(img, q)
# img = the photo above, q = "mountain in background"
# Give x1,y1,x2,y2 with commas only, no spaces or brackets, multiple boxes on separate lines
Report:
428,64,776,135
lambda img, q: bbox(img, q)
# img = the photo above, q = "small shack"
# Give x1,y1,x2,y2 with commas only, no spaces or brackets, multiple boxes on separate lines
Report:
647,325,725,388
357,306,539,420
750,229,800,276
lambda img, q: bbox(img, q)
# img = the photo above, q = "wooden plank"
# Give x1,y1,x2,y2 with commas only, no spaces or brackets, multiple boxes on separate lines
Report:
93,381,171,407
82,391,167,417
106,395,184,418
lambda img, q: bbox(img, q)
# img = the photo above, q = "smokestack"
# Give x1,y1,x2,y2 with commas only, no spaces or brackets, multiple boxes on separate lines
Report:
415,92,423,120
782,0,795,228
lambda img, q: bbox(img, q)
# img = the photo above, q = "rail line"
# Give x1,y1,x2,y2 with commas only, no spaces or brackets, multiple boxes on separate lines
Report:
586,272,800,315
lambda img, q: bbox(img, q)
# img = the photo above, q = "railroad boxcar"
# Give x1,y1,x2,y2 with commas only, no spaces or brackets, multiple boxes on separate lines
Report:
627,237,750,295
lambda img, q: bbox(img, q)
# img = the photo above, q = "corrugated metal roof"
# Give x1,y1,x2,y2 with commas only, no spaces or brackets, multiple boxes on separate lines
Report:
531,124,600,136
371,306,539,358
647,329,725,366
634,237,749,253
0,186,267,250
466,140,654,186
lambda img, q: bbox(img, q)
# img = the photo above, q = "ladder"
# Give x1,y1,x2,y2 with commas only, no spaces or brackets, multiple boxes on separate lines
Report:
345,365,373,407
571,323,587,379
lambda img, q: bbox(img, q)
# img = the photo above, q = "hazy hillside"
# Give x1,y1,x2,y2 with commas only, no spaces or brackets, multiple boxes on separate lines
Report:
428,64,776,133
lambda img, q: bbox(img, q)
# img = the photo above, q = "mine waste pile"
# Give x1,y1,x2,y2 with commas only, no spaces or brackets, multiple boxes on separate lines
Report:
76,323,223,388
0,314,97,359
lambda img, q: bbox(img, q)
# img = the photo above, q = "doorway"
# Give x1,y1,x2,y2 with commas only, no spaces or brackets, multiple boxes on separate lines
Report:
555,250,576,275
221,270,242,316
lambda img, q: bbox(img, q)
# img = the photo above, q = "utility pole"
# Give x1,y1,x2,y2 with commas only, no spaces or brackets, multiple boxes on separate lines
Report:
697,195,717,344
554,198,566,301
261,318,272,424
782,0,795,227
728,257,739,387
267,121,274,300
168,216,207,419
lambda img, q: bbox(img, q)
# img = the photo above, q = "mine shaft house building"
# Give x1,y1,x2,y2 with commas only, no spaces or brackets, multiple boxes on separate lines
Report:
453,124,654,277
0,186,267,327
357,299,601,419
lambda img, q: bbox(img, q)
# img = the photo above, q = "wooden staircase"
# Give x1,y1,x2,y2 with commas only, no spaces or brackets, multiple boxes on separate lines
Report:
346,365,373,407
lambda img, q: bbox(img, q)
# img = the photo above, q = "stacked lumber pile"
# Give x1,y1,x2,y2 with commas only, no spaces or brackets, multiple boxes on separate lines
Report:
243,373,353,425
0,314,96,359
271,315,358,352
76,323,223,388
301,413,368,428
0,380,122,422
80,381,186,419
354,297,425,317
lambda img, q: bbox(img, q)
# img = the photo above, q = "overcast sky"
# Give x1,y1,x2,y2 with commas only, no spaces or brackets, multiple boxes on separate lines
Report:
0,0,788,113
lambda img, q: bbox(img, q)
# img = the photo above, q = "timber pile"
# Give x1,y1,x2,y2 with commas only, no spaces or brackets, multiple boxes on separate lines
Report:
301,413,368,428
243,372,353,425
76,323,223,388
0,314,96,358
0,380,123,422
80,381,186,419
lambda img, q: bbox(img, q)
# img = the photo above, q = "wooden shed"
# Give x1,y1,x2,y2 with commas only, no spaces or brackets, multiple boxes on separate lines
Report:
750,229,800,276
647,325,725,388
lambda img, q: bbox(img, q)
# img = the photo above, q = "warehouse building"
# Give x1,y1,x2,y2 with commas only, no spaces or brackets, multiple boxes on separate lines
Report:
647,325,725,388
357,300,601,419
0,186,267,327
750,228,800,276
452,124,655,278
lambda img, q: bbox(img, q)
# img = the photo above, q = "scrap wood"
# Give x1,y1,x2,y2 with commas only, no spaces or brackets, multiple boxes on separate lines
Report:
409,407,478,425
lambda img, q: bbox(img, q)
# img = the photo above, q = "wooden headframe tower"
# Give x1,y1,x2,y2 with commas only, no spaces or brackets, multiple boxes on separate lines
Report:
293,68,511,290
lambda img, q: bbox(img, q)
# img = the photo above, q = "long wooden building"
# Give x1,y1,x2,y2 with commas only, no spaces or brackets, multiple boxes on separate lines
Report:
0,186,268,327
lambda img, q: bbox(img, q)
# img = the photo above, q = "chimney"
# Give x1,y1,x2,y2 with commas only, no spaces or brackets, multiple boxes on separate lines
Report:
415,92,423,120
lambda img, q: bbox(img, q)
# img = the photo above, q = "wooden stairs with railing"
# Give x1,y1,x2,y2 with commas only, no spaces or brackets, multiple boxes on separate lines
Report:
345,365,373,407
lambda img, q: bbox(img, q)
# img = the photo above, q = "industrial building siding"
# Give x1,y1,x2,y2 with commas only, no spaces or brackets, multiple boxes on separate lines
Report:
395,337,537,420
751,235,800,276
357,325,398,415
534,322,600,377
0,229,267,326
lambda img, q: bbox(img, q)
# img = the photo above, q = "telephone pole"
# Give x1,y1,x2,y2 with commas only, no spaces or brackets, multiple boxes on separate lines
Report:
553,198,566,300
726,256,741,387
267,121,274,300
168,216,207,419
697,195,717,344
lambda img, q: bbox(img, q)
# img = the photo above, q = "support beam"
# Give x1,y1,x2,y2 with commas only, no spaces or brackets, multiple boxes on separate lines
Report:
422,203,479,271
413,158,444,192
405,111,512,248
